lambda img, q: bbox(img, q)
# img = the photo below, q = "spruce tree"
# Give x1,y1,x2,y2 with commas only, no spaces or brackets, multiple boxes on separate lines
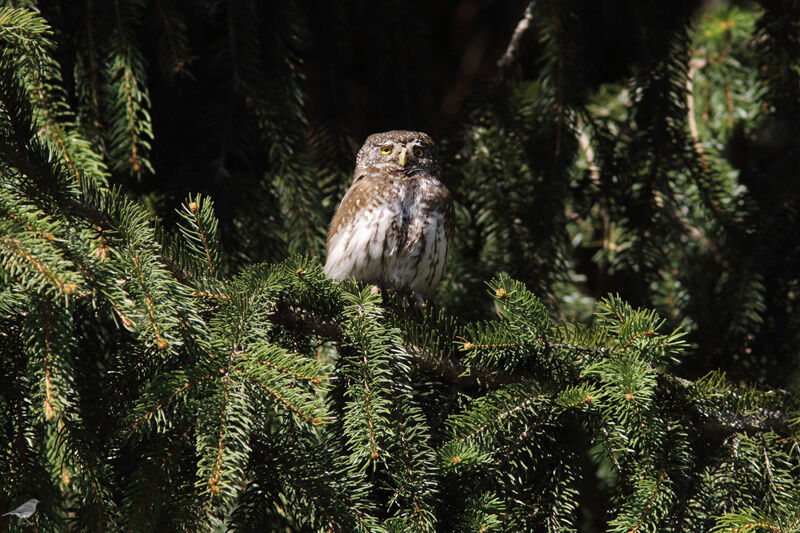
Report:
1,1,799,531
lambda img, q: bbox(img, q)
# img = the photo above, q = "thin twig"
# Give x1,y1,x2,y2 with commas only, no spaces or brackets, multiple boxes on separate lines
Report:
497,1,536,72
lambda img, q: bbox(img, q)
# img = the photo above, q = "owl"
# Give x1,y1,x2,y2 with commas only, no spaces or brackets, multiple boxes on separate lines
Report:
324,130,454,297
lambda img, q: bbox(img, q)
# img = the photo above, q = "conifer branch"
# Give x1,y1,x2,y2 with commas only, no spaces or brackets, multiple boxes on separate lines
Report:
192,203,216,277
42,303,56,420
131,253,167,349
627,470,665,533
0,206,55,242
208,374,230,498
0,236,76,295
388,383,427,528
687,59,711,176
361,357,379,459
461,395,537,443
163,286,799,444
548,0,565,176
131,372,215,431
83,3,102,126
497,1,535,71
238,352,322,384
58,241,136,328
191,290,229,300
57,415,105,531
266,299,518,388
235,368,321,426
622,329,655,351
153,0,190,77
658,375,793,440
251,440,376,532
113,1,140,173
125,417,198,533
267,300,343,341
698,408,792,441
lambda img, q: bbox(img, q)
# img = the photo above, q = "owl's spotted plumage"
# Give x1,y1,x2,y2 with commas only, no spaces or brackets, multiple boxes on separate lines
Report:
324,130,454,297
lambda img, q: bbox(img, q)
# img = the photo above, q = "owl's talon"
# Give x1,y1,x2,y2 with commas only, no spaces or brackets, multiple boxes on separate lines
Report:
414,292,426,307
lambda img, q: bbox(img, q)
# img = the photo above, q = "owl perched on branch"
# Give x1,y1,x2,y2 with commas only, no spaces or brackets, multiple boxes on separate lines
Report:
324,130,454,298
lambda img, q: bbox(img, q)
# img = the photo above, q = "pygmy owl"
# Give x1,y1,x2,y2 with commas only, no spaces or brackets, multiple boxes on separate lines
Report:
324,130,454,297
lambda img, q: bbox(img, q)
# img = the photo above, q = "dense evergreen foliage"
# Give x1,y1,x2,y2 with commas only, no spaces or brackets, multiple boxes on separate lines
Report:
1,1,799,531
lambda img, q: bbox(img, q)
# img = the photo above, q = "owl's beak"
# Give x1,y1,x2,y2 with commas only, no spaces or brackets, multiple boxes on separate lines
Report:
398,147,407,167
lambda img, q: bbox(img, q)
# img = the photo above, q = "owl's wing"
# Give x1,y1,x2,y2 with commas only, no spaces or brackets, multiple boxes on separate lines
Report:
439,182,455,238
324,171,400,283
407,176,454,295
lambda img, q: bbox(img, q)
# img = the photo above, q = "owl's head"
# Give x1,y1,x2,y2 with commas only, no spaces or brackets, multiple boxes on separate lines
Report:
356,130,440,175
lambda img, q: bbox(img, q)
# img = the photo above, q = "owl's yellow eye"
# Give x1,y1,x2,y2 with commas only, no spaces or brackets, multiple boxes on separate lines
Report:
413,147,424,158
380,145,392,155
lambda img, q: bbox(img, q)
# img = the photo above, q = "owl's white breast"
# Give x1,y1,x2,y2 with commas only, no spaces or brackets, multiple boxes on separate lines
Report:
323,190,401,283
324,174,448,296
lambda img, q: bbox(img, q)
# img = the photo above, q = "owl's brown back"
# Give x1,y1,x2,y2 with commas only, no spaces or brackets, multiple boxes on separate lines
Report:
324,131,453,296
